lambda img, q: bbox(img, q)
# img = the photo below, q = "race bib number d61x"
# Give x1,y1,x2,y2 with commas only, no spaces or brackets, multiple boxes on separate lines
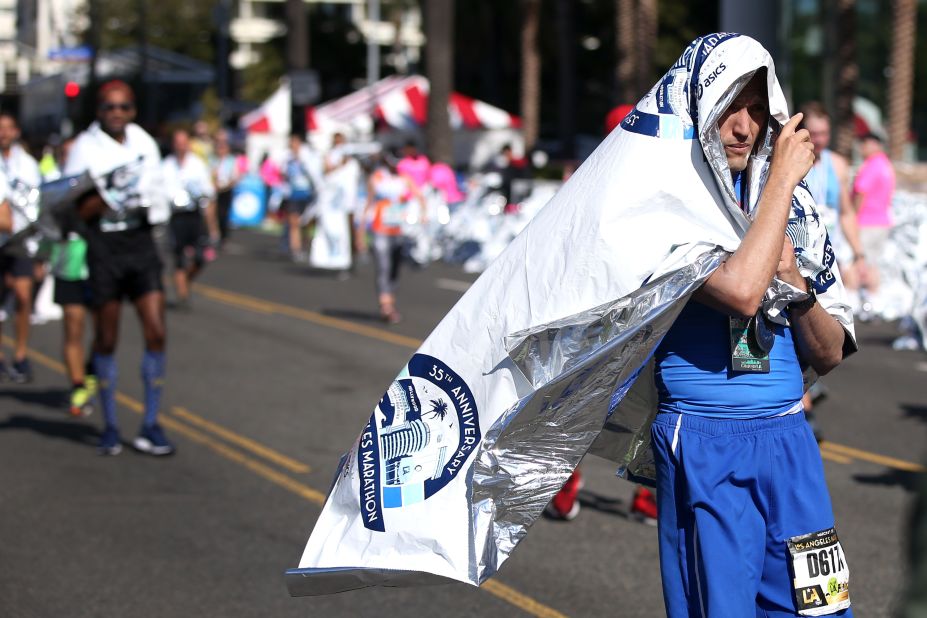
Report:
787,527,851,616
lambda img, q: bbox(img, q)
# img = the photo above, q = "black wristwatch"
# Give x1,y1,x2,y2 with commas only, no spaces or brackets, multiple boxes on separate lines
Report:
788,278,817,312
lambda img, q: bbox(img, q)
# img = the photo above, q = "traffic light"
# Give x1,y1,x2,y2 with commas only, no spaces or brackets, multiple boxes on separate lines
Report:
64,81,80,98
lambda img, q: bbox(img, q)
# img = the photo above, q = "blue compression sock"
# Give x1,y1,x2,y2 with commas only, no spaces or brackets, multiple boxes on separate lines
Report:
93,353,118,429
141,350,166,428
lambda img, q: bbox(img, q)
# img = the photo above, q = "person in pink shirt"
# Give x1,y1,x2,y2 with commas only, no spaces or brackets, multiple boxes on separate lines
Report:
853,133,895,294
396,141,431,189
428,161,464,204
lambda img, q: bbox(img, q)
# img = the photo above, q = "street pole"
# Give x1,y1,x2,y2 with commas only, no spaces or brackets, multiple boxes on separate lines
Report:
215,0,232,123
556,0,575,160
138,0,153,128
367,0,381,88
286,0,309,137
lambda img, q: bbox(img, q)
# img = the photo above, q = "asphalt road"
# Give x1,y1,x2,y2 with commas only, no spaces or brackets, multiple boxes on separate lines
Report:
1,228,925,618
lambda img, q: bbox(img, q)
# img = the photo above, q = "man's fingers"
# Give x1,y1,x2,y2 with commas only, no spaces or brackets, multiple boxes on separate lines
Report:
780,112,804,137
794,128,811,143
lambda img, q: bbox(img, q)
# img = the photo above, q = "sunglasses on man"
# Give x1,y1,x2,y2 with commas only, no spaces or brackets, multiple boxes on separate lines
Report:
99,102,134,113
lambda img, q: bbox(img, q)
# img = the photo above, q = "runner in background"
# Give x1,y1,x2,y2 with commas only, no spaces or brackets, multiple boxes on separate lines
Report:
162,128,217,309
359,153,424,324
64,80,173,456
210,129,240,247
0,113,42,383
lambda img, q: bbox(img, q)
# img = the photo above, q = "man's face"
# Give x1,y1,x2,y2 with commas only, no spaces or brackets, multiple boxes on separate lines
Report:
804,115,831,157
717,75,769,172
173,131,190,158
97,88,136,136
0,117,19,151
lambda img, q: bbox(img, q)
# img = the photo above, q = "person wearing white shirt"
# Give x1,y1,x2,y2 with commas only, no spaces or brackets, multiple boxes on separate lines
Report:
0,112,42,382
162,128,216,307
63,80,173,457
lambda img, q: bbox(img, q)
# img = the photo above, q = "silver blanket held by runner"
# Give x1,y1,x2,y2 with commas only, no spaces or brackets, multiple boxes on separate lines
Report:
287,33,856,596
0,160,147,255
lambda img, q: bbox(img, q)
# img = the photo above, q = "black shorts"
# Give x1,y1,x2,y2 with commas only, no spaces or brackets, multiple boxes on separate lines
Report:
0,254,34,279
54,278,93,307
169,211,207,268
87,247,163,306
283,198,312,216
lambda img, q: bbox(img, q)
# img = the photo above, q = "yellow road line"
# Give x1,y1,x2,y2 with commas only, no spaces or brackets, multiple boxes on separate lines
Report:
171,406,310,474
160,415,327,504
820,450,852,465
482,581,569,618
194,283,422,349
5,338,563,618
820,441,926,473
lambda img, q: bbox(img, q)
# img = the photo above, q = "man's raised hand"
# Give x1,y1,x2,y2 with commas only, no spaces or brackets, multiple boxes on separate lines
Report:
769,113,815,189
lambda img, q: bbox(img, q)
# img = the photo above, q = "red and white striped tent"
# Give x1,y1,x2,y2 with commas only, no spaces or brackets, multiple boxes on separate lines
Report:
241,75,521,136
310,74,521,134
241,75,523,169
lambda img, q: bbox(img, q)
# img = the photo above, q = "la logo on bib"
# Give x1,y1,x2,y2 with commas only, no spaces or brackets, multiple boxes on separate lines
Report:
357,354,480,532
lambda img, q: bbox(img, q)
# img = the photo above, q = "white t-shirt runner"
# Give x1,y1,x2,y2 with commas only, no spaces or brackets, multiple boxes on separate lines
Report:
64,122,167,231
1,144,42,254
162,153,216,212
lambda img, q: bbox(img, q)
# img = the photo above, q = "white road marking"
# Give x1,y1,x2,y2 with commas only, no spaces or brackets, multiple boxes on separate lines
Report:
436,278,473,293
917,362,927,373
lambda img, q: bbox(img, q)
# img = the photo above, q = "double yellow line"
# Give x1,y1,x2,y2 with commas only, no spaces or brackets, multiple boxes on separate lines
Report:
820,440,926,472
3,338,568,618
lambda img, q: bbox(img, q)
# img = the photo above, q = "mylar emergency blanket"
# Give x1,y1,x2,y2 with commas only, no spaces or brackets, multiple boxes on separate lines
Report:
287,33,857,596
309,155,360,270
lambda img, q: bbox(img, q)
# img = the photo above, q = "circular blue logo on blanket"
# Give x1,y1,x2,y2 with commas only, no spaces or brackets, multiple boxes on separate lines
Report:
357,354,481,532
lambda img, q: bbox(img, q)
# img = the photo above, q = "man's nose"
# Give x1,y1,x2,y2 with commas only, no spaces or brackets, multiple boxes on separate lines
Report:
731,108,752,138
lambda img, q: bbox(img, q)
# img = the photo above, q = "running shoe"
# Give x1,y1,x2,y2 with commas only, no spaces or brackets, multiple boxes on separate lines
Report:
85,372,99,398
630,486,658,526
544,500,581,521
8,358,33,384
69,385,94,417
133,424,175,456
98,426,123,456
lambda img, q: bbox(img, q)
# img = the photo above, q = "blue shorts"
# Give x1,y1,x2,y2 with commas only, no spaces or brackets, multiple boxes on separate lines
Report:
651,411,853,618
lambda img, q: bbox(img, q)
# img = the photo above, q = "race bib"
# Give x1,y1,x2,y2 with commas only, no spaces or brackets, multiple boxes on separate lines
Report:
380,201,409,228
729,316,770,373
787,527,851,616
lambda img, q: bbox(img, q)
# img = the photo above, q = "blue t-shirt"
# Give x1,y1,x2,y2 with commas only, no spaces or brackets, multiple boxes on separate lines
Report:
654,301,804,419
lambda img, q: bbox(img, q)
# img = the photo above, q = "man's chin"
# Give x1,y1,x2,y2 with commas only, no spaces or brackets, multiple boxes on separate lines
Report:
726,157,749,173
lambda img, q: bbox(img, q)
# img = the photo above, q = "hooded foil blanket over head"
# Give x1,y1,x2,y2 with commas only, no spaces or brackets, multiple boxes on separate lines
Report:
287,34,856,595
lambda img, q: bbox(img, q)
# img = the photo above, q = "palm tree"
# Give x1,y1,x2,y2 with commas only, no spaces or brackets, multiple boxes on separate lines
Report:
635,0,657,97
615,0,636,104
424,0,454,164
520,0,541,152
887,0,916,160
615,0,657,104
